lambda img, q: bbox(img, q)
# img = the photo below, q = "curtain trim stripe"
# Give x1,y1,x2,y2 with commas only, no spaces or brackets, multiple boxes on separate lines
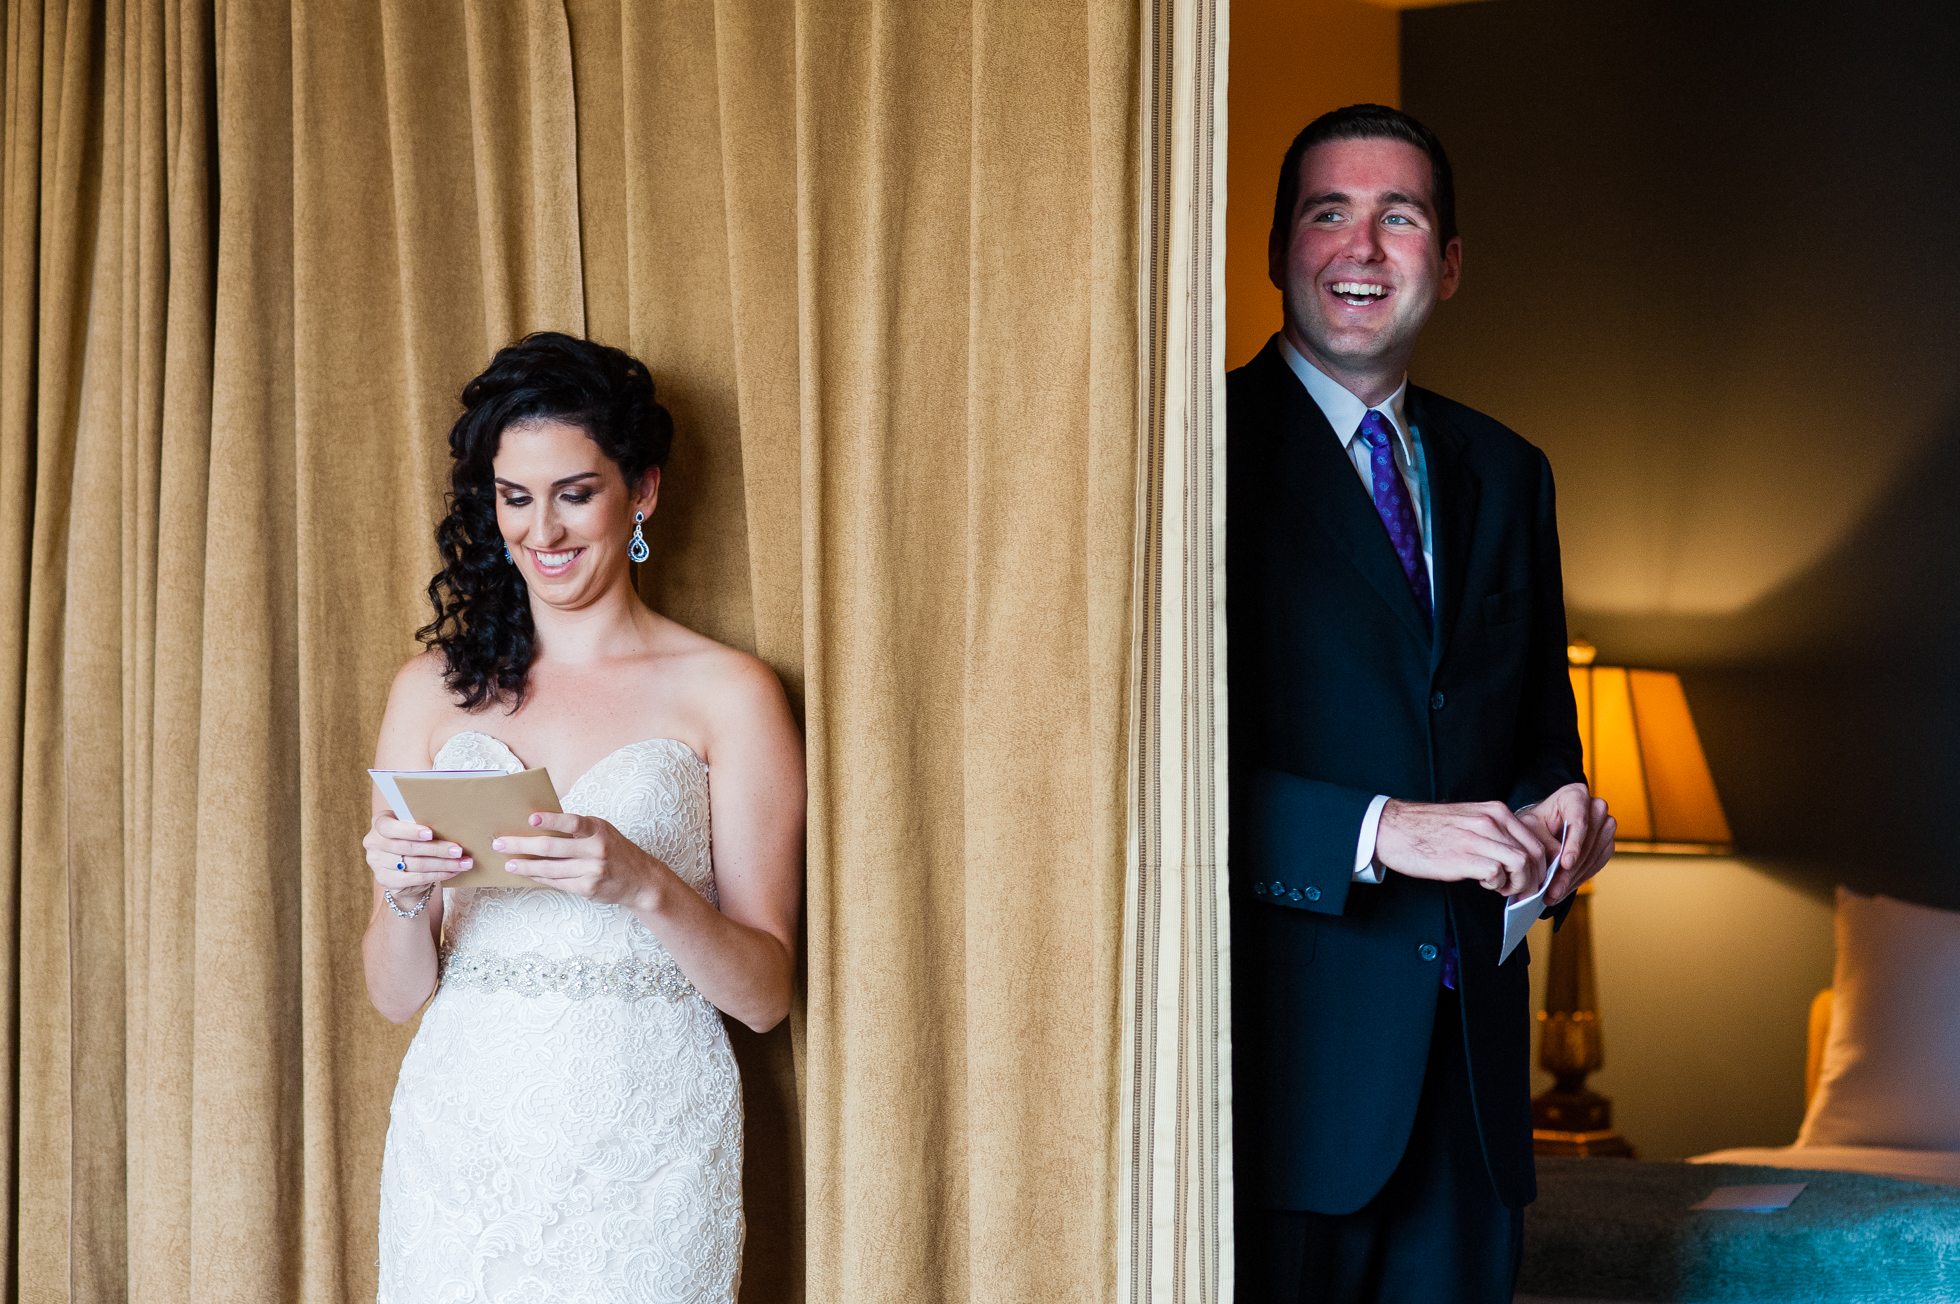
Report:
1119,0,1231,1301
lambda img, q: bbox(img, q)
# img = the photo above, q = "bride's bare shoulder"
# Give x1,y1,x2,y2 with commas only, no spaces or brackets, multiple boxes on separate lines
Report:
372,650,466,767
654,621,790,723
384,649,464,724
390,648,452,697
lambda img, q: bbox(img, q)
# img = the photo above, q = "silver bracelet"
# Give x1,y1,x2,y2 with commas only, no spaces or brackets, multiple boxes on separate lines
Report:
383,884,436,919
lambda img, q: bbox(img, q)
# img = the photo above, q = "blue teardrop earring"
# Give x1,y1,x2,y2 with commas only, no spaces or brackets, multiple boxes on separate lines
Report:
503,545,513,563
628,511,649,564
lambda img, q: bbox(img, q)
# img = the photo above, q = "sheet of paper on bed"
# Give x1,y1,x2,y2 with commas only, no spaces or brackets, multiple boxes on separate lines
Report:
1498,824,1566,964
1690,1183,1807,1212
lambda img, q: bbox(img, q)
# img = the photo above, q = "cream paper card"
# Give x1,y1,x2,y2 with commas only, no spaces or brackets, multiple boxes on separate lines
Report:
371,767,568,890
1499,823,1567,965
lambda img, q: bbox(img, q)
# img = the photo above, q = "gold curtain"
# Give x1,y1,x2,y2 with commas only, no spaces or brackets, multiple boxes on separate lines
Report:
1120,0,1232,1300
0,1,1139,1301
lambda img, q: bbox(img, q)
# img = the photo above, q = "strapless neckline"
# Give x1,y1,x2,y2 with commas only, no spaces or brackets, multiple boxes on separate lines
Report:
440,729,705,800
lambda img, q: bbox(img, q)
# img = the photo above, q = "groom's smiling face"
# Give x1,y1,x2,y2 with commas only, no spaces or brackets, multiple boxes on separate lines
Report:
1271,136,1461,382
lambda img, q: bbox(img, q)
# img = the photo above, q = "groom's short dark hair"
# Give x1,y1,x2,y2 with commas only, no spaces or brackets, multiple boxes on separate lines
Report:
1271,104,1457,250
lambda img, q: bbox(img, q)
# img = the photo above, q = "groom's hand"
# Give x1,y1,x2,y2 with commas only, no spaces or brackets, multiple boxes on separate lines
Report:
1374,799,1553,897
1524,782,1616,907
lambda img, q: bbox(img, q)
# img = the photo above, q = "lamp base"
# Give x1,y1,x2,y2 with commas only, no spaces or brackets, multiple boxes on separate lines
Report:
1532,1128,1637,1158
1532,1088,1636,1158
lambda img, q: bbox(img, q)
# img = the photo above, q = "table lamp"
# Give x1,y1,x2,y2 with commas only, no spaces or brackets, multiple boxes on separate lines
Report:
1532,638,1733,1157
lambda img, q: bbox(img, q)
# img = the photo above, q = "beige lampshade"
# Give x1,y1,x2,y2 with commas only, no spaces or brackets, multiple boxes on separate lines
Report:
1567,643,1733,854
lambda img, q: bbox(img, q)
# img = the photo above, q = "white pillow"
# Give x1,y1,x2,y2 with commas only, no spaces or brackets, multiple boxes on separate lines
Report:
1798,887,1960,1151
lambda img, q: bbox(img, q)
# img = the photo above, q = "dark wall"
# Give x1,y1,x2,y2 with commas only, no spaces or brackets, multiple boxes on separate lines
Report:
1402,0,1960,908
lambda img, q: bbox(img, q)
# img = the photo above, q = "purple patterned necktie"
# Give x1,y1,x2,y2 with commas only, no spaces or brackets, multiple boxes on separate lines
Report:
1357,410,1431,629
1359,410,1456,987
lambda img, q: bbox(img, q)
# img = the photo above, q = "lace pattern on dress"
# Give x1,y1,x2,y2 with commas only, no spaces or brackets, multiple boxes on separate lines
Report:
375,729,742,1304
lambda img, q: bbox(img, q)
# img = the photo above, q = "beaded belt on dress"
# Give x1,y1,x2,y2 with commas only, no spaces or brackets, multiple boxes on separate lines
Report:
440,947,704,1003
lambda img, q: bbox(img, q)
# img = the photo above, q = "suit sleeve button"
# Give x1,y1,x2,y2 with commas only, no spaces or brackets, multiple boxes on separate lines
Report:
1288,888,1303,901
1305,886,1321,902
1271,881,1286,896
1418,943,1439,961
1429,691,1446,710
1254,882,1268,896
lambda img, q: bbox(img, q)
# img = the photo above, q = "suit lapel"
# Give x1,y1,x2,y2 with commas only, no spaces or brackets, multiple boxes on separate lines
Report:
1257,346,1431,646
1409,386,1479,672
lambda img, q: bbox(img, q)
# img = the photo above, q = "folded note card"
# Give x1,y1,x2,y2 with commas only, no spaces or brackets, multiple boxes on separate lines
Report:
1691,1183,1807,1212
1499,824,1566,965
371,766,568,890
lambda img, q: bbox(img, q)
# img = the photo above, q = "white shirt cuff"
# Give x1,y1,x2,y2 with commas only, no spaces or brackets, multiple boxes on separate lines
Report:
1352,794,1391,883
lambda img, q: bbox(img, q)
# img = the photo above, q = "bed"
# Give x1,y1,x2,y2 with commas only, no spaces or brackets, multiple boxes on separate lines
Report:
1518,1156,1960,1303
1515,888,1960,1303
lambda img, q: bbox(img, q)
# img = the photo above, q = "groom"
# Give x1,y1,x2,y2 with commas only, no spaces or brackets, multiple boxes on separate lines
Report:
1227,105,1617,1302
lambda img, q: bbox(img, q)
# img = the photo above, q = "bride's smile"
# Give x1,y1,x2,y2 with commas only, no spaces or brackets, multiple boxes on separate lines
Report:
526,544,584,575
493,415,659,606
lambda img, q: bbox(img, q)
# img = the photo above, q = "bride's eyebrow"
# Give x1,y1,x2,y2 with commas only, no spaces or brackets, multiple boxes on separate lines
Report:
495,472,601,491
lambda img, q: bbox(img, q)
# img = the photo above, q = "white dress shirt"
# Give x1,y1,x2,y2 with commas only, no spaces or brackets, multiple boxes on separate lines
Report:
1277,337,1433,884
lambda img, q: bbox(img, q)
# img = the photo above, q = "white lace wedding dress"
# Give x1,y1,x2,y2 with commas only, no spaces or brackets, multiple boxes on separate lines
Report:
376,731,742,1304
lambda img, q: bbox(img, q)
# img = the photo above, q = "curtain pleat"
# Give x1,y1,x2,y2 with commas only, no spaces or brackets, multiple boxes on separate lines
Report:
0,2,1141,1300
793,3,1135,1299
956,1,1134,1293
1120,1,1232,1298
128,2,214,1297
190,0,299,1296
0,0,36,1268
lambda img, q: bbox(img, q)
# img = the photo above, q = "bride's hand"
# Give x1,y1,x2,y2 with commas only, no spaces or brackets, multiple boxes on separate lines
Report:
494,812,673,908
364,811,472,889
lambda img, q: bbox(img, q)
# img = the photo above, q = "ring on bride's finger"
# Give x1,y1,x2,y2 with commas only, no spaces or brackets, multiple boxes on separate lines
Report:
395,858,407,873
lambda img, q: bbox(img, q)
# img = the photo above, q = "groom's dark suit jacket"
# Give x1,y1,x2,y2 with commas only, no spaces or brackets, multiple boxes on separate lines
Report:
1227,337,1584,1216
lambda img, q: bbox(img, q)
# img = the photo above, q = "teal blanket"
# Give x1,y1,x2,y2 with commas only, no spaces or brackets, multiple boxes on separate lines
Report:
1522,1158,1960,1302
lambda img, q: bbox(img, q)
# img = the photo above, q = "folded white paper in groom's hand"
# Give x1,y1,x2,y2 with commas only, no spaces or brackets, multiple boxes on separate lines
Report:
1497,824,1565,965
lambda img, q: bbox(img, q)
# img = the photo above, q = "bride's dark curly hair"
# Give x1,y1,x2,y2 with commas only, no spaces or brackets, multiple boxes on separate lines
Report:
417,332,674,711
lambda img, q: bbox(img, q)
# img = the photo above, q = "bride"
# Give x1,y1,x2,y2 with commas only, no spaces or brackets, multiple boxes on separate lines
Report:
360,332,803,1303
